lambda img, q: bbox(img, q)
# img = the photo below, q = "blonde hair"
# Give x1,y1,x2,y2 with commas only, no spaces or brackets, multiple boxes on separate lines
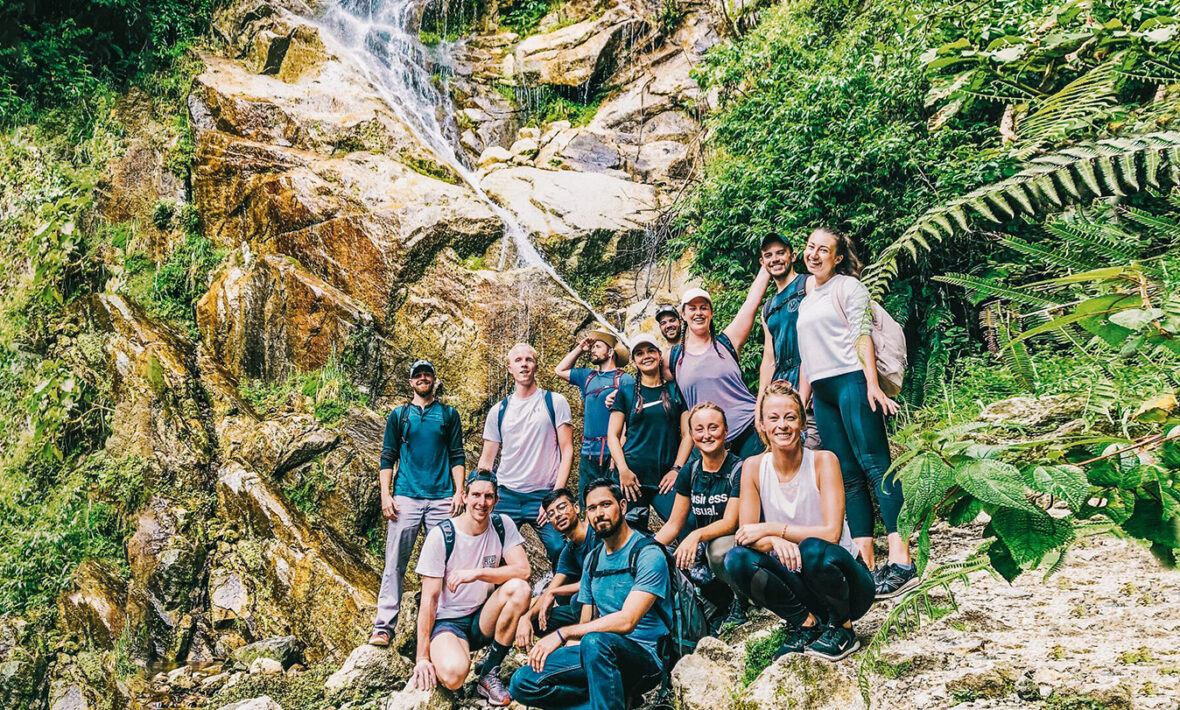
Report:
506,343,538,364
688,402,729,433
759,380,808,430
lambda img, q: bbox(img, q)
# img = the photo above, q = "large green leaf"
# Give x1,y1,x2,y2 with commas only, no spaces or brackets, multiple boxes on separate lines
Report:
1030,464,1091,511
1121,497,1180,547
955,458,1040,513
1074,293,1141,347
987,539,1023,582
897,453,957,538
990,508,1076,566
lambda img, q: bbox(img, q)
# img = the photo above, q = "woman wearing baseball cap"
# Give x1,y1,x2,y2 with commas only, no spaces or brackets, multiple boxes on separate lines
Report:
667,266,772,461
606,334,693,530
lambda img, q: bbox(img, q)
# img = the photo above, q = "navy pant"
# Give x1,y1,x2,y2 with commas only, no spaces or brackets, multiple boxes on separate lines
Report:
810,370,901,537
509,632,662,710
724,538,875,627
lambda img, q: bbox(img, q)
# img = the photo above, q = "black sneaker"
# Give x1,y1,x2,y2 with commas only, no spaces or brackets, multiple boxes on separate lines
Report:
773,623,824,658
719,596,750,632
874,562,919,599
804,624,860,661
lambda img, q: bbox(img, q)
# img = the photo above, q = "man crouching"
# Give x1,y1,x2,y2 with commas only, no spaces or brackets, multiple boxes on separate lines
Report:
412,470,531,706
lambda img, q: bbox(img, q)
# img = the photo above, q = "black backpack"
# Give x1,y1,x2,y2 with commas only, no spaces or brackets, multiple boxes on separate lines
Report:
584,532,710,665
438,515,508,565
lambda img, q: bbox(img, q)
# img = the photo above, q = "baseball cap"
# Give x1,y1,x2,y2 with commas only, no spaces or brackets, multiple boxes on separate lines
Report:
679,287,712,309
655,303,680,320
759,232,792,251
408,359,435,377
629,332,661,354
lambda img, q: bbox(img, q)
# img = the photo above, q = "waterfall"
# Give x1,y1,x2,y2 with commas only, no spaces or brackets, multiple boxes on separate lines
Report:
311,0,628,344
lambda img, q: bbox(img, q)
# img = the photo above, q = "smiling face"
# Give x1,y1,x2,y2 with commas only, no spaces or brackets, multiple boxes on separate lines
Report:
682,298,713,337
409,369,435,397
465,480,498,523
544,494,579,535
760,240,794,279
761,392,804,452
506,344,537,387
689,406,728,456
632,342,662,377
588,339,614,366
585,486,625,539
803,230,841,280
657,313,683,343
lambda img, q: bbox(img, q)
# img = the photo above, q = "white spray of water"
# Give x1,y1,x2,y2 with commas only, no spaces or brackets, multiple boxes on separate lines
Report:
311,0,627,344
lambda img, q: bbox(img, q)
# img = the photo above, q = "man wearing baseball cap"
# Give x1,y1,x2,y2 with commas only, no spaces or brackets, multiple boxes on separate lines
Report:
555,328,636,500
370,359,466,647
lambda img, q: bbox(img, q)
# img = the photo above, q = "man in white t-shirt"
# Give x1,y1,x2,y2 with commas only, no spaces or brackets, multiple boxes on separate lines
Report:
412,471,531,706
477,343,574,566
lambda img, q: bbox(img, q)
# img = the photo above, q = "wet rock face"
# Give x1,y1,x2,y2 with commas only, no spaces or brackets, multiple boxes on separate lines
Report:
57,562,128,652
0,618,45,710
47,652,127,710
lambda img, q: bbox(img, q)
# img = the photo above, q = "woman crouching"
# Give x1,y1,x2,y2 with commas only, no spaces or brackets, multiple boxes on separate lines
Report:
724,380,874,661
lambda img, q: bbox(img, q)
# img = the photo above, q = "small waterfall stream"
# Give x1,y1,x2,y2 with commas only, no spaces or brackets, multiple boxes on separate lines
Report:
312,0,627,343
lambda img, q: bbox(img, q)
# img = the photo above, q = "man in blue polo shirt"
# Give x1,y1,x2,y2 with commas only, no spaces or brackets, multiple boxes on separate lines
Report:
555,329,635,500
509,479,669,710
369,359,465,647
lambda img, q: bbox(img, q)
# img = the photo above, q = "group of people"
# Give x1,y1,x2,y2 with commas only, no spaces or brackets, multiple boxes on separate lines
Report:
366,229,918,709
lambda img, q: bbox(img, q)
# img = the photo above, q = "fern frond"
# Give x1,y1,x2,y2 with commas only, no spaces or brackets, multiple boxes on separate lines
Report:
933,273,1061,307
991,232,1099,271
1042,220,1144,264
998,315,1036,390
1118,205,1180,243
1019,57,1122,144
856,556,991,707
865,132,1180,297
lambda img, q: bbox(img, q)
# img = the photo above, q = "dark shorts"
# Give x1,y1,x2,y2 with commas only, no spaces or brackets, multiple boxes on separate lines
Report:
431,606,493,650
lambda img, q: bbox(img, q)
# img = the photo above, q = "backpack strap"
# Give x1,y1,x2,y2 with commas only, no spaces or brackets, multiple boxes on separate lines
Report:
543,390,559,447
491,513,506,547
398,403,413,443
495,395,511,441
715,332,740,361
440,519,457,564
669,343,683,380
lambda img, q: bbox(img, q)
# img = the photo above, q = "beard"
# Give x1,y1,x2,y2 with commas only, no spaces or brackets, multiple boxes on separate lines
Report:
590,513,623,539
590,352,610,366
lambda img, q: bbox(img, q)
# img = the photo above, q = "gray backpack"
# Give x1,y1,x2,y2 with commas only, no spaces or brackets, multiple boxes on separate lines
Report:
831,277,908,397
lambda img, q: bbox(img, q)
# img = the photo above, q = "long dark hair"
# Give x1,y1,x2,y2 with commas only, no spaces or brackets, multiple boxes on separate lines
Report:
631,346,675,421
813,227,863,278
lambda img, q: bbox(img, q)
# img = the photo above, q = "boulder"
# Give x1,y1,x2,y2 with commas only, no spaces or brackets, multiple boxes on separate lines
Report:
57,562,128,651
323,644,411,697
513,10,648,92
383,684,451,710
978,395,1083,429
46,652,126,710
197,252,377,382
670,636,742,710
0,618,44,710
742,654,864,710
234,636,303,669
215,697,283,710
127,498,204,611
249,657,285,675
478,146,513,168
509,137,539,159
214,460,379,661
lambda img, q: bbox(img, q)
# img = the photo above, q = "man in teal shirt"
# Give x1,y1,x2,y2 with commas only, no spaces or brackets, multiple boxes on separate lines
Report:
370,360,465,646
556,330,635,499
510,479,668,710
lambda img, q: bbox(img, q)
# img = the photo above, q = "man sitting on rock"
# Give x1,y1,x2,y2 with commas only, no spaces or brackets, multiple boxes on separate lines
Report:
515,488,598,646
412,471,531,706
478,342,574,567
509,479,669,710
370,359,465,647
555,329,635,499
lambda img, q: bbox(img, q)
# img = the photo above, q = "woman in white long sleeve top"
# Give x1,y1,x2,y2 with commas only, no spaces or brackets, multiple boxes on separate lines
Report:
795,228,916,599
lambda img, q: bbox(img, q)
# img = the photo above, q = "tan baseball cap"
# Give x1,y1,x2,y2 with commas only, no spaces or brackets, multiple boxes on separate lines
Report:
628,332,661,354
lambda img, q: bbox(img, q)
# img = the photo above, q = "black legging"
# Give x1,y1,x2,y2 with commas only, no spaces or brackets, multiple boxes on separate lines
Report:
811,370,902,538
724,538,874,627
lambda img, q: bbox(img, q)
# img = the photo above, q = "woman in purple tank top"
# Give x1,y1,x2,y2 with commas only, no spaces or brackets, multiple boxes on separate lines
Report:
665,266,771,460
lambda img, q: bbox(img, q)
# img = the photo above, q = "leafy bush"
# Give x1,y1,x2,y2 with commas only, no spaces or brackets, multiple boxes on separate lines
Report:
0,0,222,124
241,357,372,427
501,0,561,36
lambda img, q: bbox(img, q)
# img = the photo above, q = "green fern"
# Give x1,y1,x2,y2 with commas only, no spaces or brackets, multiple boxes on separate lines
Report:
996,311,1036,391
1016,56,1123,148
856,556,991,707
932,274,1060,308
1042,220,1143,265
992,232,1099,271
866,132,1180,296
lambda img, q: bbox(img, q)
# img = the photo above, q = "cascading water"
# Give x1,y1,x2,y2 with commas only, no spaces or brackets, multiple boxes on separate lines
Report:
312,0,627,343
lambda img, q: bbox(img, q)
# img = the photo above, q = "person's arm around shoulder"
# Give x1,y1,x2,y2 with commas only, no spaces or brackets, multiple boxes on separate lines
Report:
722,265,772,352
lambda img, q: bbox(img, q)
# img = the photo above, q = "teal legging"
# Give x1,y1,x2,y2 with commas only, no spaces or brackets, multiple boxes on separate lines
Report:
810,370,902,538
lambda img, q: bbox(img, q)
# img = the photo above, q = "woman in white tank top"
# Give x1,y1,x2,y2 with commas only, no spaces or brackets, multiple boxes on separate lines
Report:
723,381,876,662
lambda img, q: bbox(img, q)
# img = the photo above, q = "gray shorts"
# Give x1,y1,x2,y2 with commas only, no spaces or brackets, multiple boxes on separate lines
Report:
430,606,492,650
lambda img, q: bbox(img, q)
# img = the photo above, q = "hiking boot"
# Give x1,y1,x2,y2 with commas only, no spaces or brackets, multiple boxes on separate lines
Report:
773,623,824,658
719,596,750,632
367,630,390,647
805,624,860,662
477,667,512,707
874,562,919,599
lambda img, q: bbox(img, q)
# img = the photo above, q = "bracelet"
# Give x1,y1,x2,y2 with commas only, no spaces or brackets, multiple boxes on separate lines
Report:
556,628,566,645
671,464,682,472
781,523,789,539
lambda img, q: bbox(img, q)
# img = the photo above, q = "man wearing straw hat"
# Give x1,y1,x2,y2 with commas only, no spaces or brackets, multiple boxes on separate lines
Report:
556,328,635,501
